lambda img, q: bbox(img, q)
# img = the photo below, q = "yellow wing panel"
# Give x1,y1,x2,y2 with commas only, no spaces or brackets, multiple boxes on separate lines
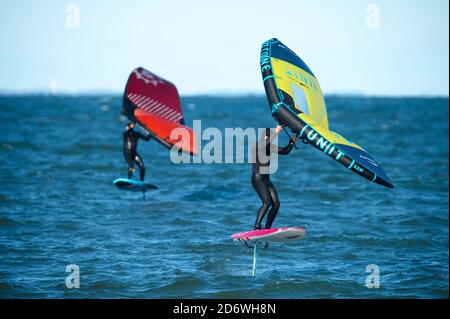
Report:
271,58,329,130
298,113,365,151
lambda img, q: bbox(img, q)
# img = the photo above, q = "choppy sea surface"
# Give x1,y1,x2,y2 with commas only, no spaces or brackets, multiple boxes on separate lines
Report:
0,95,448,298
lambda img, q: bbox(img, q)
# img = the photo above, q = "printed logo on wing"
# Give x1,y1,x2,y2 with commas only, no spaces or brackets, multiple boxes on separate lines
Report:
134,68,165,86
127,93,183,123
359,154,379,167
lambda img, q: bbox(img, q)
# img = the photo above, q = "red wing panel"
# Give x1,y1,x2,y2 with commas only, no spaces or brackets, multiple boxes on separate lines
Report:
134,108,198,155
125,67,184,124
123,67,197,155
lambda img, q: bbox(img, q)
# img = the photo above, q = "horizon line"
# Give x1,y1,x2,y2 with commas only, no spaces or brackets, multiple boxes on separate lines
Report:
0,91,448,99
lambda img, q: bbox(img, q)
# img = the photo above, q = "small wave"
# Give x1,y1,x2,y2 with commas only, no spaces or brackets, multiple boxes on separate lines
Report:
0,216,20,227
1,143,13,150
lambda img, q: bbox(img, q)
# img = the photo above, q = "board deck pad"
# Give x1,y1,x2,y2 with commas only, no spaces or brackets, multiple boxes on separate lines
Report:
113,178,158,192
231,227,306,243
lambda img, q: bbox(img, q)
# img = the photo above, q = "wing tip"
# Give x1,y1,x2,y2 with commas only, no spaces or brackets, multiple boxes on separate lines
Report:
376,178,394,189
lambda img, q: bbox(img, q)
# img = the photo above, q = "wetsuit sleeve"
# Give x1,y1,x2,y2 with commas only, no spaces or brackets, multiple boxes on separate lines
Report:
256,134,270,153
138,132,152,141
277,140,295,155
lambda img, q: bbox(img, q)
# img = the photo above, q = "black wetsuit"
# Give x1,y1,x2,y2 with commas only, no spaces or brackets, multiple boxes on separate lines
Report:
123,126,151,181
251,131,296,230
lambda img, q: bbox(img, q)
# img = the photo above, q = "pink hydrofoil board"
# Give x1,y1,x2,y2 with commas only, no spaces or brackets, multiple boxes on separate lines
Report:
231,227,306,243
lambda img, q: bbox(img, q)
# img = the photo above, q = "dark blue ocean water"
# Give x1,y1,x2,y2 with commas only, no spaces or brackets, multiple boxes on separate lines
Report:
0,95,448,298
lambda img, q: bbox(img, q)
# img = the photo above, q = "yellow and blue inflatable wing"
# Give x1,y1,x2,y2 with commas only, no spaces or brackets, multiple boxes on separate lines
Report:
260,38,393,188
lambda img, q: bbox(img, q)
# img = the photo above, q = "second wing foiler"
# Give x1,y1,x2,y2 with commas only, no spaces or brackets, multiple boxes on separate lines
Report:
123,67,198,155
260,38,393,188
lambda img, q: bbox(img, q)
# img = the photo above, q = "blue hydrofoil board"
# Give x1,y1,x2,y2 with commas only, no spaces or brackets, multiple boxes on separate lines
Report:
113,178,158,192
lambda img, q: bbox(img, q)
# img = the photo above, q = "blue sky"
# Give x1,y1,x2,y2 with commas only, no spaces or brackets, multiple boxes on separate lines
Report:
0,0,448,96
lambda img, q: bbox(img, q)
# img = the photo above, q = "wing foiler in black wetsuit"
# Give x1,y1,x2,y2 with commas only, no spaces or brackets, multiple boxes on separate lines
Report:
123,124,151,181
251,128,296,230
